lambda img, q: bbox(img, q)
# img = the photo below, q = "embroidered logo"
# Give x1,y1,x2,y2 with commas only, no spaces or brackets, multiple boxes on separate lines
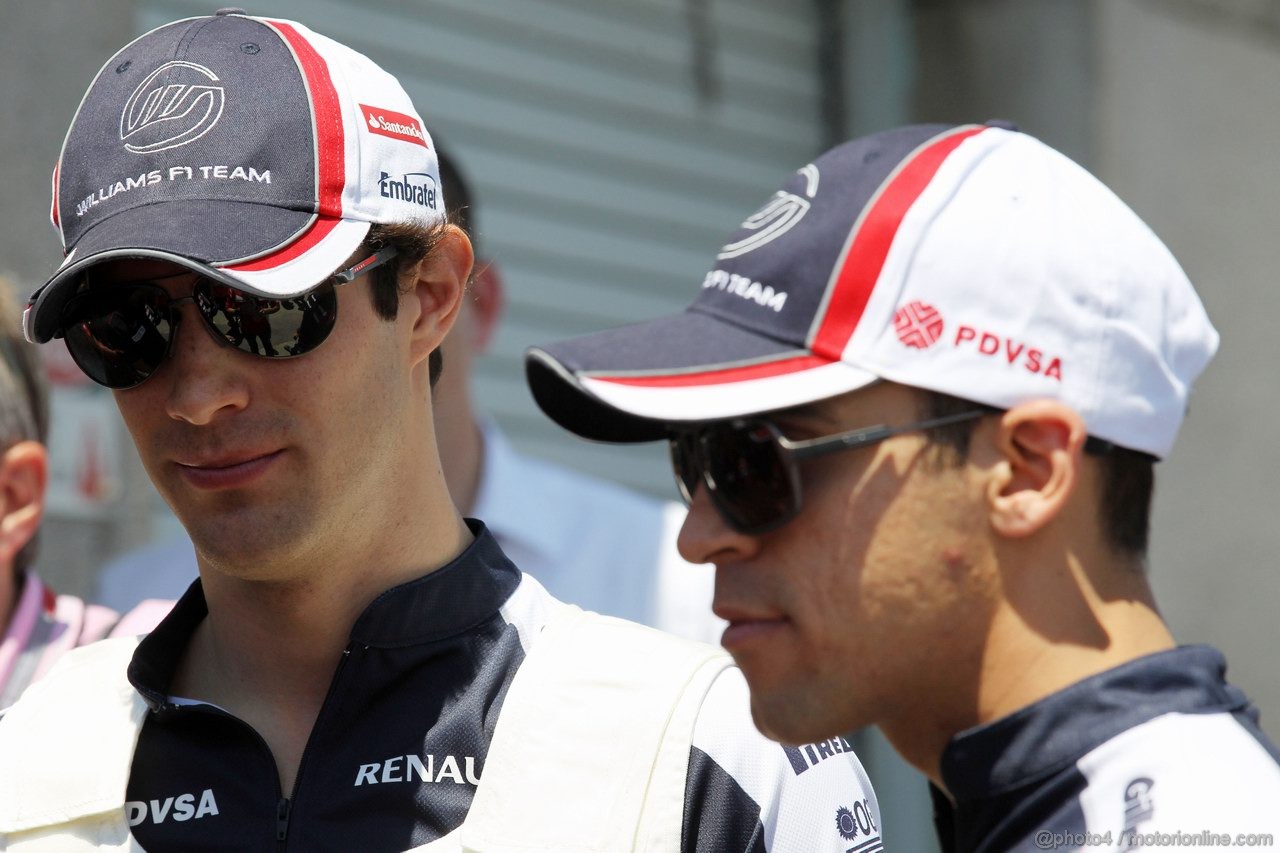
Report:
120,61,226,154
717,164,819,260
360,104,428,148
893,300,944,349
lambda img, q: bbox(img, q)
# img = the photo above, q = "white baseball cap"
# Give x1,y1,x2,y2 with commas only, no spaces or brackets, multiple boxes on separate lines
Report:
527,123,1218,458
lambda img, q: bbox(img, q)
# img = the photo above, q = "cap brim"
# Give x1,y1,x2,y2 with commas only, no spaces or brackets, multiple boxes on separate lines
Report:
26,200,369,343
526,309,878,442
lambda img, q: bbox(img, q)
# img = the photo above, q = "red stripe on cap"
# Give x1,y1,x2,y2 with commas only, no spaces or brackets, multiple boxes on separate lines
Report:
230,21,345,273
809,125,987,360
228,215,341,272
272,21,344,217
592,354,833,388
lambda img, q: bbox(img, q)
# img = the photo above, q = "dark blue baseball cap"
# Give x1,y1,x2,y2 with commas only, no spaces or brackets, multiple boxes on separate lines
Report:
26,10,443,344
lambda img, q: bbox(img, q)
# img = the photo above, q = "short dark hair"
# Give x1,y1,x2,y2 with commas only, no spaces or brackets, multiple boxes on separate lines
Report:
363,219,451,387
917,389,1154,558
363,146,474,390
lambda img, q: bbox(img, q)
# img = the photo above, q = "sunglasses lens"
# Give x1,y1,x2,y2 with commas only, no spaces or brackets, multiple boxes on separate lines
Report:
197,282,337,359
668,433,702,504
62,286,173,389
704,422,798,533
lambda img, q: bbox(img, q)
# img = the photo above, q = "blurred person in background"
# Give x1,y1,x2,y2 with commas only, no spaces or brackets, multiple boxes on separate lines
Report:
0,281,161,709
0,12,876,850
528,122,1280,849
95,147,721,643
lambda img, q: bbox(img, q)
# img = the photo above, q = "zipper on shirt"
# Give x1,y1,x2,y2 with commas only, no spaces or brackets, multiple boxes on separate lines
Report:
154,700,291,848
276,797,291,842
278,644,361,850
155,645,362,850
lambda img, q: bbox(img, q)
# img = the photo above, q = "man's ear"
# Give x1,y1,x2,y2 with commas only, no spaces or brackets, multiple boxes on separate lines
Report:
0,440,47,567
985,401,1087,539
406,225,474,369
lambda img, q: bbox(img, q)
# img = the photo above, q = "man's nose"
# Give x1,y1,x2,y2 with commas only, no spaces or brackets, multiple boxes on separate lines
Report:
677,482,763,567
158,311,251,425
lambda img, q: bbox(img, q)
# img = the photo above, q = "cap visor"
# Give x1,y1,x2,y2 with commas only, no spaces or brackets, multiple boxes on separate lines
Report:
27,201,369,343
527,309,878,442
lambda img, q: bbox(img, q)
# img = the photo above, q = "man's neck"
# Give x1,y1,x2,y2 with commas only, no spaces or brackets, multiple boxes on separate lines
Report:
882,547,1174,791
173,482,473,793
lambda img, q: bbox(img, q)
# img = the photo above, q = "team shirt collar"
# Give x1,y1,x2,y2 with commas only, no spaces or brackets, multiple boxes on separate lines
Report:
939,645,1247,801
128,520,520,709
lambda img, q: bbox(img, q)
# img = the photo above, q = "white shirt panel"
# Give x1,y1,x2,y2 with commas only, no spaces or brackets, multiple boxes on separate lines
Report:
1076,711,1280,845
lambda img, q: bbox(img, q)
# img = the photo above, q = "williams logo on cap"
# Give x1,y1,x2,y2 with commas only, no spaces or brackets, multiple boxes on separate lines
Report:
717,164,820,260
120,61,226,154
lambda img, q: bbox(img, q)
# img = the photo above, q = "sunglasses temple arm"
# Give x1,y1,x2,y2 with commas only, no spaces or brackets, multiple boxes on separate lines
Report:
786,426,896,461
332,245,399,285
784,409,990,461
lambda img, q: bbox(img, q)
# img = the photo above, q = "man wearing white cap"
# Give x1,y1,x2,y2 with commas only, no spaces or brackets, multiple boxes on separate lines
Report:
528,122,1280,849
0,11,877,852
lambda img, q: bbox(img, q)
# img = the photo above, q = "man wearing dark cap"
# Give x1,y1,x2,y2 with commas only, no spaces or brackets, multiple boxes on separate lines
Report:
0,11,877,852
528,122,1280,849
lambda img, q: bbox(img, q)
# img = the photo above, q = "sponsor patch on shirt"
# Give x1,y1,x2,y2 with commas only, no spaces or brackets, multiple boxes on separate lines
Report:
126,789,220,826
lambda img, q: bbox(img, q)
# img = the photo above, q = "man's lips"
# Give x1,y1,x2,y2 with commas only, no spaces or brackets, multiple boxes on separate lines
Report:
174,449,283,490
714,603,790,651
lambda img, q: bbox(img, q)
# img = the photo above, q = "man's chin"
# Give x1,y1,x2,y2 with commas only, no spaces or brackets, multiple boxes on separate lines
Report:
181,513,310,577
748,684,864,746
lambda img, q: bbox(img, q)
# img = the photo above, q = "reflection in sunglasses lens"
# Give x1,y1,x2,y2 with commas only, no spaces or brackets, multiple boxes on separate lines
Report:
62,285,174,389
198,282,337,359
61,277,344,389
706,423,795,532
670,433,702,503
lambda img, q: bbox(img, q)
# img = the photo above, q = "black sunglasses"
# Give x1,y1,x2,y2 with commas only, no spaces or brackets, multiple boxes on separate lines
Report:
57,246,398,389
669,409,992,535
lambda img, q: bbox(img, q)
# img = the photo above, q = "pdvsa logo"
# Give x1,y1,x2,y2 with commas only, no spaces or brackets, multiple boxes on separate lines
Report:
360,104,428,148
126,789,219,826
955,325,1063,381
120,61,226,154
893,300,944,349
892,302,1064,381
717,164,819,260
379,172,438,210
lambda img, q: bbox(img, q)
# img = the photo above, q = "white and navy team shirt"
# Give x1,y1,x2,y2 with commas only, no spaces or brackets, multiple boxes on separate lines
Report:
932,646,1280,852
123,521,880,852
